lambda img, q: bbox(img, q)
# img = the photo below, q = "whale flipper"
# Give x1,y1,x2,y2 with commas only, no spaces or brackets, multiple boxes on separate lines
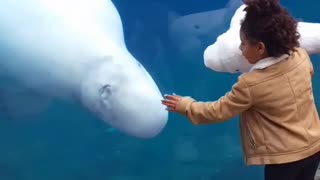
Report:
0,84,51,121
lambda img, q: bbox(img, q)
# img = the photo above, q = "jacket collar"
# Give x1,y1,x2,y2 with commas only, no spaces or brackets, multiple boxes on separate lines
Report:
249,54,289,72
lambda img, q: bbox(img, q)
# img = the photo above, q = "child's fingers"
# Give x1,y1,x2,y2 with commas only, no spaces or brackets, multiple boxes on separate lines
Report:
161,99,176,108
164,94,181,101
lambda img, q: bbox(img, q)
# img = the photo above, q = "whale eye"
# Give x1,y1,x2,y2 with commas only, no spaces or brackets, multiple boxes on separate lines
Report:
137,62,142,68
99,84,112,99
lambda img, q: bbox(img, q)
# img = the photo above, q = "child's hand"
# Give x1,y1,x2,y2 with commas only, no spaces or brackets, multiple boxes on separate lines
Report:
161,93,182,112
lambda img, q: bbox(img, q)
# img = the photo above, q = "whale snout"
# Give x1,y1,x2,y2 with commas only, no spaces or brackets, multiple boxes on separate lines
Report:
128,108,168,139
115,87,168,139
133,96,168,138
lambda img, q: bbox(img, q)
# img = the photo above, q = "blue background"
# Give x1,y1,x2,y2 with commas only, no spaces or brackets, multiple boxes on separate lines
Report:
0,0,320,179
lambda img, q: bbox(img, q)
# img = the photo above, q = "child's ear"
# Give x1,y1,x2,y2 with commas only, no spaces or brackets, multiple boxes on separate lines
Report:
257,42,267,55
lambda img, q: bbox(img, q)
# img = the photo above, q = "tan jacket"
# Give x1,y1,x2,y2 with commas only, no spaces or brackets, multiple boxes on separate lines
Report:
176,48,320,165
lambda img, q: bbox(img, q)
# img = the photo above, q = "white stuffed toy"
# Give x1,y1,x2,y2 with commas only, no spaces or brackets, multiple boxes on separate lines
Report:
204,4,320,74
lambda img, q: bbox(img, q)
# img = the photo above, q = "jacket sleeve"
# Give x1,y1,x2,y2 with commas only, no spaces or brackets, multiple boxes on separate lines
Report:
176,78,252,125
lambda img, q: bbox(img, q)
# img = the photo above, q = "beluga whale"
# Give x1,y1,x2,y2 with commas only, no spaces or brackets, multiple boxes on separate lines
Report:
203,4,320,74
0,0,168,138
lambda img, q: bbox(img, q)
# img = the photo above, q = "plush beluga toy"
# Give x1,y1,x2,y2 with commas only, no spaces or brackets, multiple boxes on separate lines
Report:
204,4,320,74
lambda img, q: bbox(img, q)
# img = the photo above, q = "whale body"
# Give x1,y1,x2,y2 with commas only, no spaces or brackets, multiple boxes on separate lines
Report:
204,4,320,74
0,0,168,138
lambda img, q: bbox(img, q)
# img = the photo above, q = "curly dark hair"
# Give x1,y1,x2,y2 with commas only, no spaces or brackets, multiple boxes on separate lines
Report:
240,0,300,57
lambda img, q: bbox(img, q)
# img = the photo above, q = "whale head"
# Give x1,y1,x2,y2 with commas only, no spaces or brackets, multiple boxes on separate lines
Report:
80,47,168,139
203,4,252,74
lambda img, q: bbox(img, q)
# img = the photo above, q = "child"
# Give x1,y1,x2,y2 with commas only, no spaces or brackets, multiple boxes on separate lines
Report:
162,0,320,179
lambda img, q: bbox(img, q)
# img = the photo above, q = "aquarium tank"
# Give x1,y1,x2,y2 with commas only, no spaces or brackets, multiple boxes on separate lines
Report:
0,0,320,179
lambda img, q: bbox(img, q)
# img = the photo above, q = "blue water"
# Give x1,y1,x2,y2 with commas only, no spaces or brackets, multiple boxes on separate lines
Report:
1,0,320,179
